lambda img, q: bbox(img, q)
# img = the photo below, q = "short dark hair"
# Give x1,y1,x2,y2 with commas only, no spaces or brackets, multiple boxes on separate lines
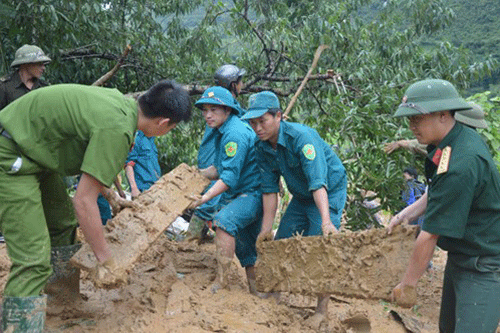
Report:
267,108,282,116
403,166,418,179
138,80,191,123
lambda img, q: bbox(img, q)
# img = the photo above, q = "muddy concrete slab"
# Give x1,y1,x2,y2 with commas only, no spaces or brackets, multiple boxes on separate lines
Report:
70,163,209,278
255,225,417,300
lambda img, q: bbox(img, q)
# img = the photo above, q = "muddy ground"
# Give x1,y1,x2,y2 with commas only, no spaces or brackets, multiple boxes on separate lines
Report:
0,231,448,333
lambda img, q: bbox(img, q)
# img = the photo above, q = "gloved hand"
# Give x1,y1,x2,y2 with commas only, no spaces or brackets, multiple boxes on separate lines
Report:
392,283,417,308
90,257,127,289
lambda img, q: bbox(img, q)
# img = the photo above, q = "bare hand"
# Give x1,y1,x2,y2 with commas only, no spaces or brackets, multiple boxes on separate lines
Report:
322,222,337,236
108,195,140,216
257,231,274,244
187,194,204,210
387,213,409,234
383,141,401,154
131,187,141,199
391,283,417,308
90,257,127,289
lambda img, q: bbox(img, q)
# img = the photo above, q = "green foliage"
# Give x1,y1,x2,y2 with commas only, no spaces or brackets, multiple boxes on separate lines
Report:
1,0,498,230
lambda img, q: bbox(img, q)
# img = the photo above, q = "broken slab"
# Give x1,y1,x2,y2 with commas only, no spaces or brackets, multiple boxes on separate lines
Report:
70,163,209,282
255,225,417,300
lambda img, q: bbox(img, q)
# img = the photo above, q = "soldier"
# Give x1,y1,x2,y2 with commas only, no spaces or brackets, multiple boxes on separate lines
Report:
186,64,246,241
388,102,489,228
189,86,263,295
0,44,51,110
241,91,347,329
390,79,500,332
0,80,191,331
384,102,488,156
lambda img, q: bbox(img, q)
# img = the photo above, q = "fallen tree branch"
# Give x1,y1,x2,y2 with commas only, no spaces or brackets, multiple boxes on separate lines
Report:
283,44,329,118
92,45,132,86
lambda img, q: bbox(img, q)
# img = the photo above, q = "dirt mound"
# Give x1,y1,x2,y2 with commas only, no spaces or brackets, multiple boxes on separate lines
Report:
0,233,446,332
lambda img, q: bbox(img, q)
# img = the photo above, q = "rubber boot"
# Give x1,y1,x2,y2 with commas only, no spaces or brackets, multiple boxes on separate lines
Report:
45,244,82,315
185,215,206,242
2,295,47,333
211,249,233,294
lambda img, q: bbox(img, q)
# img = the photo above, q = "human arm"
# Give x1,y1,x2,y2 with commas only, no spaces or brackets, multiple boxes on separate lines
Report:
392,230,438,307
388,191,428,234
258,193,279,241
114,178,126,199
124,163,141,198
199,165,219,180
384,139,427,156
313,186,338,235
73,173,111,263
188,179,229,209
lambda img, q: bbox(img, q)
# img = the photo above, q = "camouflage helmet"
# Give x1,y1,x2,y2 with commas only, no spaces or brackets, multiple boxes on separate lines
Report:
455,102,488,129
195,86,240,115
394,79,471,117
11,44,51,67
214,64,246,90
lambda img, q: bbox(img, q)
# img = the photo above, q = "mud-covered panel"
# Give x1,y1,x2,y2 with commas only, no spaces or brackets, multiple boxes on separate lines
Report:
70,163,210,274
255,225,417,300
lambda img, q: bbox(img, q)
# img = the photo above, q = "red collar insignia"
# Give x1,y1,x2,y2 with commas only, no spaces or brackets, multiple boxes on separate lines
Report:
432,148,442,166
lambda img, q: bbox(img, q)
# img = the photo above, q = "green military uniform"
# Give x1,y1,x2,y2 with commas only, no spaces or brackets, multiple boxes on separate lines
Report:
0,71,48,110
0,84,137,298
423,122,500,333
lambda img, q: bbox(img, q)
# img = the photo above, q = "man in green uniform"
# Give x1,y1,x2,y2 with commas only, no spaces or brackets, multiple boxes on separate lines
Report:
0,44,51,110
0,80,191,332
391,79,500,333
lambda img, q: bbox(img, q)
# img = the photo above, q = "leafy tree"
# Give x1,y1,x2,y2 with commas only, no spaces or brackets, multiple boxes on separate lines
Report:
0,0,497,229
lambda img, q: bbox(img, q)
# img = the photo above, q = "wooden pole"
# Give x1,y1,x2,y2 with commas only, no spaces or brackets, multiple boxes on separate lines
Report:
283,44,329,118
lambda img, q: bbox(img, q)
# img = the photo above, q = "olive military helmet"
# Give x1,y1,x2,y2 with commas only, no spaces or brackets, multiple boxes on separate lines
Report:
11,44,51,67
195,86,240,115
394,79,471,117
455,102,488,129
214,64,246,91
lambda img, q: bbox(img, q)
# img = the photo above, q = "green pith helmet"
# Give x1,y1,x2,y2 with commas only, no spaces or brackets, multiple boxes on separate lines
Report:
11,44,51,67
394,79,471,117
455,102,488,129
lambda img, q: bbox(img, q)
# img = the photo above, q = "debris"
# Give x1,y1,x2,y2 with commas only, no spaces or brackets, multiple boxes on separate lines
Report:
255,225,417,300
70,163,209,287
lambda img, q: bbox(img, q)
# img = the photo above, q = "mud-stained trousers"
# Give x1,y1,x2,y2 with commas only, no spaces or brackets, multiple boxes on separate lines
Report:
212,191,262,267
0,136,77,297
439,253,500,333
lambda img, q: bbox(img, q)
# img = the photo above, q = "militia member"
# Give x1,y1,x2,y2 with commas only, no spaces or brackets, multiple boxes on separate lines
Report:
241,91,347,328
189,86,262,295
186,64,247,241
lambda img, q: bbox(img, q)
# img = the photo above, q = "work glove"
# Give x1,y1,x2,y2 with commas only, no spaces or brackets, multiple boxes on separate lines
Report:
90,257,127,289
391,284,417,308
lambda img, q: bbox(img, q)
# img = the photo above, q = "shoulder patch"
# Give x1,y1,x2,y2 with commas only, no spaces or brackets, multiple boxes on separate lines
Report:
225,142,238,157
437,146,451,174
302,144,316,160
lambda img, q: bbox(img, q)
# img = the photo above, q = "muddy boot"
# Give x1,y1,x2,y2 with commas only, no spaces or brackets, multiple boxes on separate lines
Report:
185,215,206,242
199,224,215,244
45,244,82,315
211,250,233,294
2,295,47,332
